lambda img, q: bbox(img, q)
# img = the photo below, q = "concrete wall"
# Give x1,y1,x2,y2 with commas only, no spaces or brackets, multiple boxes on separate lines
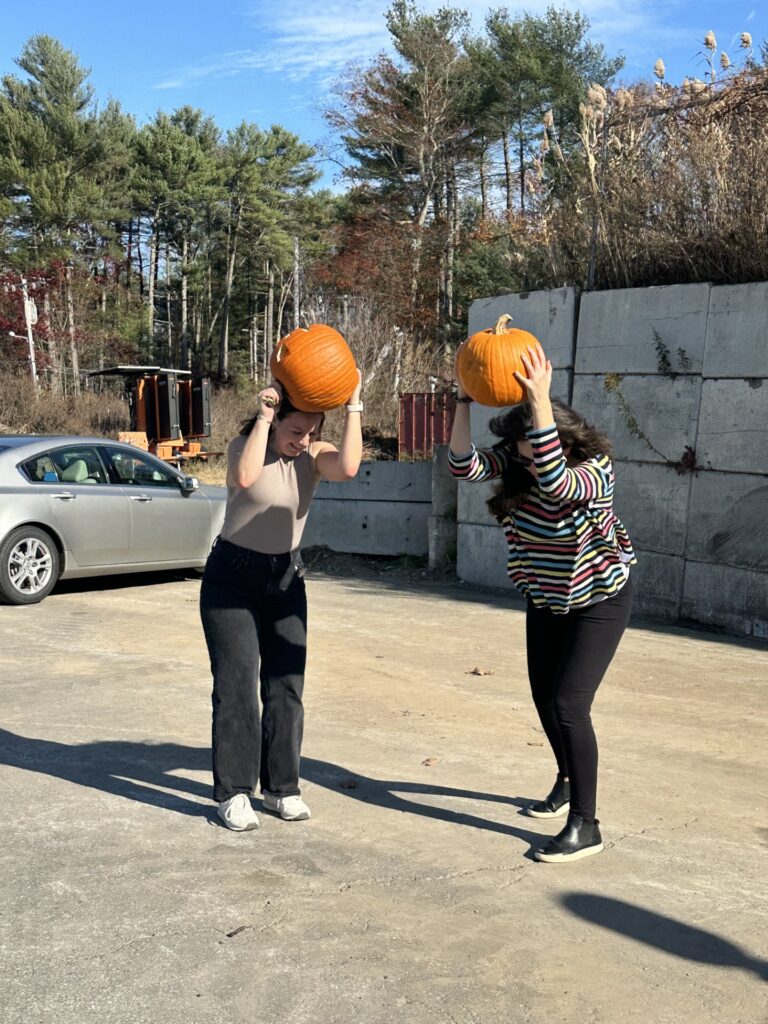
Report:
460,283,768,638
302,460,432,557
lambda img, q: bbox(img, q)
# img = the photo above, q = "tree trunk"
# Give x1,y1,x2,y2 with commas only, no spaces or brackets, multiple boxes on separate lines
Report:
126,218,133,292
64,263,80,395
410,190,432,309
180,232,189,369
479,144,488,220
147,218,159,358
136,217,144,299
193,304,202,370
293,236,300,329
445,171,456,323
518,112,526,212
218,214,239,378
277,270,291,338
502,131,513,218
250,298,258,382
99,285,107,372
265,261,275,372
165,241,173,364
43,290,63,395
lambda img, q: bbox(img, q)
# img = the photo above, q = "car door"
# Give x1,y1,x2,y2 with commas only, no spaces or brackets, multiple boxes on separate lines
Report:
41,444,131,566
101,446,212,564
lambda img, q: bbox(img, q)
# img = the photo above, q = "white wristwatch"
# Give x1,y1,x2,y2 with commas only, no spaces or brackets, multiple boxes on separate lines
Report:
345,403,364,413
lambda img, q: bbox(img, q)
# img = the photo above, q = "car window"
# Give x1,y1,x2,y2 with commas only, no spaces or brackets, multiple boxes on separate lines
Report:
104,447,179,489
48,446,109,485
22,453,59,483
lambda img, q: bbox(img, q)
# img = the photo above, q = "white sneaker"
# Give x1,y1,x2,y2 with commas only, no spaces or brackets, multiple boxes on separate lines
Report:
217,793,259,831
262,793,311,821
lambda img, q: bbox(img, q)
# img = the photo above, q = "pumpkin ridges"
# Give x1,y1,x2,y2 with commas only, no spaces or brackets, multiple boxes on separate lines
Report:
270,324,358,412
458,316,544,407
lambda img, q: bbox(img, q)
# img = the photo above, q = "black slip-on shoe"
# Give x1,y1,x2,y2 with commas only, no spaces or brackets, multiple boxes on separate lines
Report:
534,812,603,863
525,777,570,819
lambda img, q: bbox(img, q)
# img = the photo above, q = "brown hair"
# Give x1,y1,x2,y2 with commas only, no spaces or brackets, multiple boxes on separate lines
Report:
486,399,612,521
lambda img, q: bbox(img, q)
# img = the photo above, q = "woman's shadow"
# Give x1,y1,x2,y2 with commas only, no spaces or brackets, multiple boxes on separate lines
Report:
0,729,543,850
0,728,213,819
560,892,768,982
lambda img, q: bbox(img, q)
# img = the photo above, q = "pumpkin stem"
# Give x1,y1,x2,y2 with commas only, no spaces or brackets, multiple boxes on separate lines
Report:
493,314,513,334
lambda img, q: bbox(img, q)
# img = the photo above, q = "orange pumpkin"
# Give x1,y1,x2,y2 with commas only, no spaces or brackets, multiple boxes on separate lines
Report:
457,314,544,407
270,324,358,413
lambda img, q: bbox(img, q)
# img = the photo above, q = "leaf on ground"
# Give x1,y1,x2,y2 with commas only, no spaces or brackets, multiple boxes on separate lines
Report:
338,777,359,789
466,667,495,676
526,741,544,747
421,756,439,766
226,925,252,938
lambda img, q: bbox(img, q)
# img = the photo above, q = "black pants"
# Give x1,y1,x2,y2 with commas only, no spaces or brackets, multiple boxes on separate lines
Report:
199,538,307,803
526,575,633,821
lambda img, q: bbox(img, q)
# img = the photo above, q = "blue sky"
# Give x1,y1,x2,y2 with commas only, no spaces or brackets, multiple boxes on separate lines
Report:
1,0,765,187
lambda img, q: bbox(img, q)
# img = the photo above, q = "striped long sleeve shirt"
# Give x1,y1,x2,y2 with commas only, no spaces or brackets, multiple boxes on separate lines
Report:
449,424,636,613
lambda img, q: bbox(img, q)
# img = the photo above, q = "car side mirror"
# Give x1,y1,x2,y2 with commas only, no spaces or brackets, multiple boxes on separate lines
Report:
181,475,200,493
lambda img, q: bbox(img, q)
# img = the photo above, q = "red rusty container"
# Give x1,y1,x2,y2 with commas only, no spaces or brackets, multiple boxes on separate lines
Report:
398,392,456,459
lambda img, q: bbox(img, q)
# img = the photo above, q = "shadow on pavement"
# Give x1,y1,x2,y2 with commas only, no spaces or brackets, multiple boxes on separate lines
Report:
0,729,212,820
0,730,544,851
559,892,768,981
302,757,544,855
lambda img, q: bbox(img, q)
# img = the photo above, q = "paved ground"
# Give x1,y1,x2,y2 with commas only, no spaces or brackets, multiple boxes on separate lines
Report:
1,566,766,1024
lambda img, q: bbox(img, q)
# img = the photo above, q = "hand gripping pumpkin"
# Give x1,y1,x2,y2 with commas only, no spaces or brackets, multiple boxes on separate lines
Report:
270,324,358,413
457,314,545,407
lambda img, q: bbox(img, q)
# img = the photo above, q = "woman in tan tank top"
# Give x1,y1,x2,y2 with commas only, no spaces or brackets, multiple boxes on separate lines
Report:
200,373,363,832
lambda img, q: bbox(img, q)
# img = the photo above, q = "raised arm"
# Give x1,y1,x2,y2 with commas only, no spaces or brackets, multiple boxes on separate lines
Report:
514,346,612,503
449,350,509,482
227,382,282,489
312,370,363,482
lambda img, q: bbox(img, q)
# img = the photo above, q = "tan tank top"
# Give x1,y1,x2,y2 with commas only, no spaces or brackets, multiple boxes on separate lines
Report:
220,435,318,554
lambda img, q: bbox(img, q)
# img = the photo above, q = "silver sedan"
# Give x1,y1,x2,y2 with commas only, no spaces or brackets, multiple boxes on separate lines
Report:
0,435,227,605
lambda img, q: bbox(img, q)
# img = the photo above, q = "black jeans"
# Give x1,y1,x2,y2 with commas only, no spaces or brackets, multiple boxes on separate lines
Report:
200,538,307,803
526,575,633,822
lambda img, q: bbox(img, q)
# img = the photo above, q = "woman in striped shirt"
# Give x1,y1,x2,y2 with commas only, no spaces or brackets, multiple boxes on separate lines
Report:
449,344,635,863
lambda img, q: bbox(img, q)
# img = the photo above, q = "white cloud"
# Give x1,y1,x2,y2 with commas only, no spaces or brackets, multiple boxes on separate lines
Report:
153,0,683,92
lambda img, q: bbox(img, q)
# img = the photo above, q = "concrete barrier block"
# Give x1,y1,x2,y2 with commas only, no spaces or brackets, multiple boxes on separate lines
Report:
576,284,710,374
468,288,577,368
303,499,429,556
431,445,457,517
428,516,456,570
457,480,497,526
703,283,768,378
681,561,768,638
696,379,768,474
316,460,432,503
572,374,701,465
686,472,768,571
630,550,684,621
456,523,516,590
612,461,692,556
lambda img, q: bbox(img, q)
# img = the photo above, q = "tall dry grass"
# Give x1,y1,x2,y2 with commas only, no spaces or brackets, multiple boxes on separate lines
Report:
528,67,768,289
0,373,130,436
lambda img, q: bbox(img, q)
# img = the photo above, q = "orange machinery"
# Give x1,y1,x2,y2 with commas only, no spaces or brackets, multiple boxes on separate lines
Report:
88,366,215,463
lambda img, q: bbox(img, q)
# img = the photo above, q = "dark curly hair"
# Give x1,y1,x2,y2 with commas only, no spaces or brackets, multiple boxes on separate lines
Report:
486,399,612,521
240,394,326,437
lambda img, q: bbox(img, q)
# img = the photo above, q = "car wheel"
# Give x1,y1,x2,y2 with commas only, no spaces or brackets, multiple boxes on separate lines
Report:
0,526,61,605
